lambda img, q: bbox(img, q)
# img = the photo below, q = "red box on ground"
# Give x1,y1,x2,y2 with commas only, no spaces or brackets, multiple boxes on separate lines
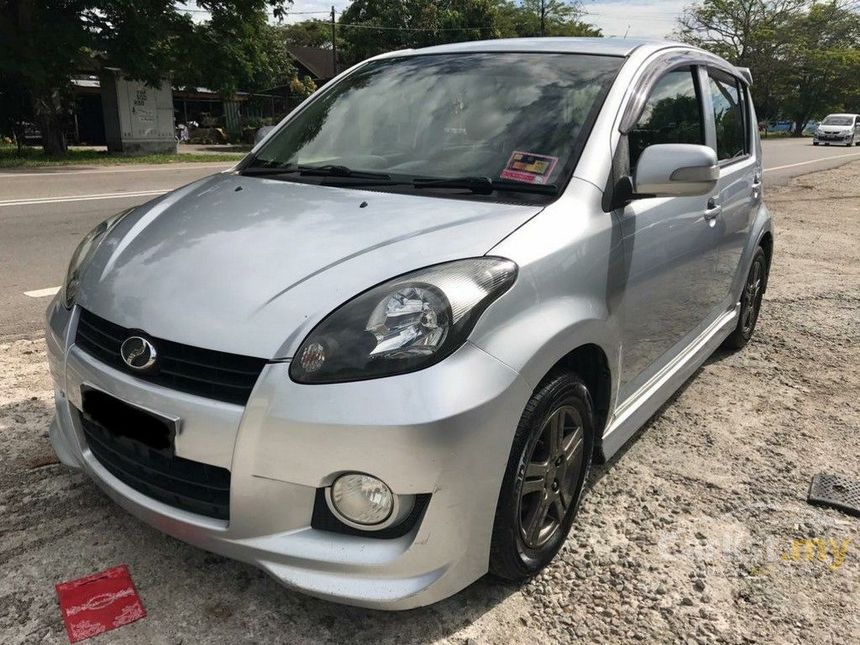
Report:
55,564,146,643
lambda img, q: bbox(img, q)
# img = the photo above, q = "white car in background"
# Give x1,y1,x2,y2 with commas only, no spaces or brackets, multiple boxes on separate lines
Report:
813,114,860,146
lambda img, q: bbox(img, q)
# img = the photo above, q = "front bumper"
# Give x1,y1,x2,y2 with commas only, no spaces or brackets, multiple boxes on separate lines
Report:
45,298,531,609
814,132,853,142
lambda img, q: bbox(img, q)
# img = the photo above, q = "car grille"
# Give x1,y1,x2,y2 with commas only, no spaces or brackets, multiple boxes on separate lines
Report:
75,308,268,405
79,410,231,520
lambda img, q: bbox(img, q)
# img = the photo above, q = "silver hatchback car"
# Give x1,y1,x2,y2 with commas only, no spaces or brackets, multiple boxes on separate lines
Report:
46,38,772,609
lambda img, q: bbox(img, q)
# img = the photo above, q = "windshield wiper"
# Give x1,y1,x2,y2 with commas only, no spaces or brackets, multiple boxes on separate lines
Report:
240,161,299,176
241,162,391,181
412,176,559,195
298,165,391,180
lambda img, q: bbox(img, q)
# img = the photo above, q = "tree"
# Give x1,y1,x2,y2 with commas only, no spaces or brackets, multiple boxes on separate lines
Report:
0,71,32,154
279,18,336,49
338,0,501,65
677,1,860,132
495,0,601,38
777,2,860,133
0,1,291,155
175,20,297,96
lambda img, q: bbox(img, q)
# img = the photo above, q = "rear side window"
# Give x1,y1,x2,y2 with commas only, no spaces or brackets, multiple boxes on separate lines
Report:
708,70,748,161
629,67,705,168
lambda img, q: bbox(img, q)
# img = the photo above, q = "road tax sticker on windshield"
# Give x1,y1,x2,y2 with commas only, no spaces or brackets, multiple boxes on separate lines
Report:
500,151,559,185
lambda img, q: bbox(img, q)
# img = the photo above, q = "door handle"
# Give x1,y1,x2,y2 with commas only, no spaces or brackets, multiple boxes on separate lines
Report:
704,198,722,222
752,170,762,187
752,169,762,198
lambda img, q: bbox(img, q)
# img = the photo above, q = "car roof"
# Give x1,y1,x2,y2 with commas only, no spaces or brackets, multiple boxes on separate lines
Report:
378,37,688,59
825,113,859,118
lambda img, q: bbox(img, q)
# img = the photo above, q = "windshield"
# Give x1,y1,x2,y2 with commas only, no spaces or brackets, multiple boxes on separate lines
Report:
822,116,854,126
246,53,623,201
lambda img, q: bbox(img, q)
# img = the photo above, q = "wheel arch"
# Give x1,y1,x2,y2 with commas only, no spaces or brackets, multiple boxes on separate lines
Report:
538,342,613,464
758,230,773,293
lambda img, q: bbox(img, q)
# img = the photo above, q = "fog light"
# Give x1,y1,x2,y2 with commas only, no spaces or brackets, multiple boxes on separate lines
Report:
329,473,394,526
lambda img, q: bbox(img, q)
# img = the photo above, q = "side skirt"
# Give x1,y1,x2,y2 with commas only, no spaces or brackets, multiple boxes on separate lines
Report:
600,304,739,460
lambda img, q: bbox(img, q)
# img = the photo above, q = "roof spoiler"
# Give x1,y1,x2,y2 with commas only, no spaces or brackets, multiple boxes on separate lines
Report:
736,67,753,85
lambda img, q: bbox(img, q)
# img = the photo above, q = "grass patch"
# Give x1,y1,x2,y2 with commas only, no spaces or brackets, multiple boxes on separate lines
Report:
0,146,244,169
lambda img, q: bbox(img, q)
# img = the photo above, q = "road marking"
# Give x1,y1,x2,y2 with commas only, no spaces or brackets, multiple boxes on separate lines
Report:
0,162,234,179
0,189,168,207
24,286,61,298
764,151,860,173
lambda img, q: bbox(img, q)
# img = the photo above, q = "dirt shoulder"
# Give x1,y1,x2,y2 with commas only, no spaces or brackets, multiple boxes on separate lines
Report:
1,163,858,644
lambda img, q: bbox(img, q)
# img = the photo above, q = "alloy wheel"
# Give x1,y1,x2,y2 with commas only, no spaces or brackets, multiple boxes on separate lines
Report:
518,405,585,549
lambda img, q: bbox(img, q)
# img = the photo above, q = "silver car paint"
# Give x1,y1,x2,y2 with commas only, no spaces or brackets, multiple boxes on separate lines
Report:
76,176,543,359
814,113,860,143
46,38,772,609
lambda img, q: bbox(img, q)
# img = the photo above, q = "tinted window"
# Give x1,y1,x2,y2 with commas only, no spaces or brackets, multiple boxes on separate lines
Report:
708,71,748,160
629,68,704,168
250,53,623,199
822,115,853,126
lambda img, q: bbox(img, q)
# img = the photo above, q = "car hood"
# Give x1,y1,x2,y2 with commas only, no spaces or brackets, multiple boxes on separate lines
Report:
819,124,853,131
78,172,542,359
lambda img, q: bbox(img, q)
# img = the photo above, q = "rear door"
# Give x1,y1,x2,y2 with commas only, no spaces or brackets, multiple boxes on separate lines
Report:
703,68,759,307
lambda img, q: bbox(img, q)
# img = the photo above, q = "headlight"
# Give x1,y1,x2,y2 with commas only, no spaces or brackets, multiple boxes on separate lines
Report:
62,209,133,309
290,257,517,383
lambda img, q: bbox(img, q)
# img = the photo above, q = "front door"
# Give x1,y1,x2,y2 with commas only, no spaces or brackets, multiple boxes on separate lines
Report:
616,66,724,401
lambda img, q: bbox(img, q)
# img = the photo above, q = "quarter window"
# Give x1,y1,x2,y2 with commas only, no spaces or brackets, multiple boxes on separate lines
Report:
629,67,705,169
708,70,748,161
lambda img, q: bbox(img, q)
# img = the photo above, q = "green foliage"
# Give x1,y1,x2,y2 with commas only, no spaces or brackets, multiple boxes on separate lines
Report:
175,20,297,95
289,74,317,97
0,0,291,154
339,0,500,65
677,1,860,132
338,0,600,66
278,18,338,49
495,0,602,38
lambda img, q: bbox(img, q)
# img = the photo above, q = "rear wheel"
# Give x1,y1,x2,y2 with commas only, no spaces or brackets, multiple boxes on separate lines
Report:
722,247,767,350
489,372,594,581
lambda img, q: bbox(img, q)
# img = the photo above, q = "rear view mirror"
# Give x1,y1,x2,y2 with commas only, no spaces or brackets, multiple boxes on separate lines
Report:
634,144,719,197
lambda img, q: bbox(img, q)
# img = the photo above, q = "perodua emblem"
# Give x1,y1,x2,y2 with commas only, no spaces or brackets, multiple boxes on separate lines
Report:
120,336,157,371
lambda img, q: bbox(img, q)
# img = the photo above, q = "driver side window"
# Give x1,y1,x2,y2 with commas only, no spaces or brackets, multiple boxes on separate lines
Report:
629,67,705,169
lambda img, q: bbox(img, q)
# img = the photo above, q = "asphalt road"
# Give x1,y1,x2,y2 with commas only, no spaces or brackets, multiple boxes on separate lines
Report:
1,137,859,338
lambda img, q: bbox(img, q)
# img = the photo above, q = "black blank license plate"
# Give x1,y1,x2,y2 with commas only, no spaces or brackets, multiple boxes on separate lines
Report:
81,387,177,455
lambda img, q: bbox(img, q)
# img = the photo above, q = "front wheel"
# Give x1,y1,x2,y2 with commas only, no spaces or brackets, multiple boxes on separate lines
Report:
489,372,594,581
722,247,768,350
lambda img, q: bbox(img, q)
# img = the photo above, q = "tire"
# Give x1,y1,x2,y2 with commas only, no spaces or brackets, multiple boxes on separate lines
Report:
489,371,594,581
813,141,819,146
722,247,768,350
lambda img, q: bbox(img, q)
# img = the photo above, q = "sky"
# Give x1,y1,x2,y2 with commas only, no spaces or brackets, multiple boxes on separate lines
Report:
279,0,687,39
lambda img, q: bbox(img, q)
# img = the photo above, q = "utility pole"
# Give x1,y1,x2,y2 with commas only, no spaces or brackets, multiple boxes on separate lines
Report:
331,6,338,76
540,0,546,37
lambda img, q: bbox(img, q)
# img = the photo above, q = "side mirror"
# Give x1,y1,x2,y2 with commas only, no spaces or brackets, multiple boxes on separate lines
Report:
633,144,719,198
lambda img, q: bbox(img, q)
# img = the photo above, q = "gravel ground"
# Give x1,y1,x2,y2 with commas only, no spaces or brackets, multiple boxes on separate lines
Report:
1,163,858,644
